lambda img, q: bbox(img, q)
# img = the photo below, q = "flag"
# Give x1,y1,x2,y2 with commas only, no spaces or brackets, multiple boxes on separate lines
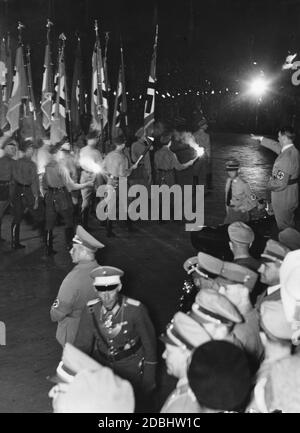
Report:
144,25,158,133
6,44,28,134
91,32,108,133
71,38,84,136
111,45,128,138
0,38,9,129
41,34,53,130
50,46,67,144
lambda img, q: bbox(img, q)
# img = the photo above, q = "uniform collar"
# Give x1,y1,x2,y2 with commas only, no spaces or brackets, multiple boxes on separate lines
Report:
281,143,294,153
267,284,280,296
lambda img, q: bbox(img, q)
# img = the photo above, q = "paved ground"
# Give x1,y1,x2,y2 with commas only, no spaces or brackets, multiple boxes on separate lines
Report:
0,132,290,413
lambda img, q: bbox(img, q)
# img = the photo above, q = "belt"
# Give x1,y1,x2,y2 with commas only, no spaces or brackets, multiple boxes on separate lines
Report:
157,169,172,173
97,339,142,362
288,178,299,185
48,186,66,192
0,180,10,185
16,182,31,187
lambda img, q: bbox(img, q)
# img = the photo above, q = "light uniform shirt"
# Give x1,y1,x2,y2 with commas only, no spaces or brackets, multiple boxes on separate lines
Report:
50,260,99,346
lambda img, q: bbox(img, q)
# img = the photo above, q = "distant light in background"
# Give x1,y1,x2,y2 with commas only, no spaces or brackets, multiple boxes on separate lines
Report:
248,76,268,97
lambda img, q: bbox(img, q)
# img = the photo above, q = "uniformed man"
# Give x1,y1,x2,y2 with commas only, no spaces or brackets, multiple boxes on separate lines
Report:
0,138,16,241
228,221,260,270
224,160,257,224
247,300,297,413
193,118,212,190
11,140,39,249
255,240,290,309
99,134,138,237
154,132,197,187
251,127,300,230
74,266,157,397
129,127,152,191
43,143,93,255
79,130,103,229
50,225,105,346
188,341,252,413
160,311,212,413
191,288,244,345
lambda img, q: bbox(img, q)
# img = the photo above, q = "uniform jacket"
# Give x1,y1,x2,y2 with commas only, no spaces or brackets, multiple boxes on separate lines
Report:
225,176,257,213
154,145,184,186
50,260,99,346
12,157,39,199
74,295,157,388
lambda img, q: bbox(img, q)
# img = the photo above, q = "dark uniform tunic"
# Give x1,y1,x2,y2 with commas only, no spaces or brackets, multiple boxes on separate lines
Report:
0,155,15,220
74,295,157,391
154,145,185,187
11,157,39,224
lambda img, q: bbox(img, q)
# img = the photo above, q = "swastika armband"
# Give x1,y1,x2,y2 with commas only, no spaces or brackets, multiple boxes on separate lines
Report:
276,170,285,180
52,299,59,308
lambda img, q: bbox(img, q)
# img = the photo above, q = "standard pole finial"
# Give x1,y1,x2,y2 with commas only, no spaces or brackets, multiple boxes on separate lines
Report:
46,19,53,28
59,33,67,41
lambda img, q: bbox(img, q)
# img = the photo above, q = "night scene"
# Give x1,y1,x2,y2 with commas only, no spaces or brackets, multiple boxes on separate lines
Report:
1,0,300,416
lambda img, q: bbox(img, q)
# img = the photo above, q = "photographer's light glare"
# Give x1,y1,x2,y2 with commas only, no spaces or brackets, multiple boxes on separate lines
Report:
249,77,268,97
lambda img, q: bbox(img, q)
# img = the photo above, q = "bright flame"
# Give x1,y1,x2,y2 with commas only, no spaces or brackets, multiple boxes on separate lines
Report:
249,77,268,97
181,132,205,158
79,156,103,175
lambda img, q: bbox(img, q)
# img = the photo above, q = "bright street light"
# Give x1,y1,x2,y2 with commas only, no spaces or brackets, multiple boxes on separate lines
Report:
248,76,268,98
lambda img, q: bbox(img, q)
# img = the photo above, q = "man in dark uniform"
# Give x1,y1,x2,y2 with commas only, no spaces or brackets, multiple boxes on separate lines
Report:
43,143,93,255
74,266,157,400
11,140,39,249
0,138,16,241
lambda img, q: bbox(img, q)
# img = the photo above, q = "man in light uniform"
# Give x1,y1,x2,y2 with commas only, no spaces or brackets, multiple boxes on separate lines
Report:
79,130,103,229
251,127,300,230
99,134,138,236
50,225,104,346
255,239,290,309
224,160,257,224
193,118,212,190
228,221,260,271
160,311,212,413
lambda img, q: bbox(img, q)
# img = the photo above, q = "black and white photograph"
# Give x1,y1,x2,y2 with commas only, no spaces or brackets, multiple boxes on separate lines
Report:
1,0,300,416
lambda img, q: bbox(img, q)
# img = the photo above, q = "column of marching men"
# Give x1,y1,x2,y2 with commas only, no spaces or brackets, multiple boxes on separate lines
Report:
0,115,211,251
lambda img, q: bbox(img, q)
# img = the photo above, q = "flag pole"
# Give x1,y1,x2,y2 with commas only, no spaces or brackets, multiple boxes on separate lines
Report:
94,19,104,152
17,21,26,137
104,31,110,143
25,45,37,144
59,32,72,148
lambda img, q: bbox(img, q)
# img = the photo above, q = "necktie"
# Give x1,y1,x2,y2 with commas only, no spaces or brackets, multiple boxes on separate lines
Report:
226,179,233,206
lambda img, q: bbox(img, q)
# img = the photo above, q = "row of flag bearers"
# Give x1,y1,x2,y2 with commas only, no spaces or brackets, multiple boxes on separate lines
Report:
0,20,158,147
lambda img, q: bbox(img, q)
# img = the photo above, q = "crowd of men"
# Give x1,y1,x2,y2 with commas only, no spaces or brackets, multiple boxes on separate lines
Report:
2,118,300,413
0,116,211,251
48,220,300,413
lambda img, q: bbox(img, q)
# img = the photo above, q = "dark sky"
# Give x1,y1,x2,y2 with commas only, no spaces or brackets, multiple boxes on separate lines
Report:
1,0,300,101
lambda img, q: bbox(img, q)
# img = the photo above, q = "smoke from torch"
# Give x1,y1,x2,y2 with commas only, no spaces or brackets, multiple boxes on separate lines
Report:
181,132,205,158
